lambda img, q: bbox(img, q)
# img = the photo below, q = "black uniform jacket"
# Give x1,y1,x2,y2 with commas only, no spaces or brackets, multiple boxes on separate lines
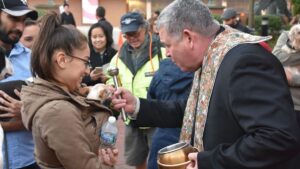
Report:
132,44,300,169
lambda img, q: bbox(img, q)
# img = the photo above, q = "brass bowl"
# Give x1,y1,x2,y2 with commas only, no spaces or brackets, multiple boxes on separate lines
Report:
157,160,191,169
157,142,198,165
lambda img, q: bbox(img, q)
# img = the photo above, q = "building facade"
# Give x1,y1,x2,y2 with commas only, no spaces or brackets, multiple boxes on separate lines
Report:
27,0,292,27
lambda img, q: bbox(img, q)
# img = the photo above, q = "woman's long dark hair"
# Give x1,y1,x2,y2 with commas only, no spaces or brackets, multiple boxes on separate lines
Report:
87,22,114,50
31,11,88,80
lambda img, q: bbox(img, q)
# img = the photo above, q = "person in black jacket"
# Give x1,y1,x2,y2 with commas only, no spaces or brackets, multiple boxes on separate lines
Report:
61,3,76,26
221,8,253,34
83,22,117,86
111,0,300,169
96,6,113,37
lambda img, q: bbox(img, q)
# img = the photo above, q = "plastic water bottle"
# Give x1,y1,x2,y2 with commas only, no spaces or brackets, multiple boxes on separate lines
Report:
100,116,118,147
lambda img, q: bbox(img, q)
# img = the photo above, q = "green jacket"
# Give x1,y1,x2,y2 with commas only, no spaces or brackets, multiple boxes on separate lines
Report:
107,34,165,98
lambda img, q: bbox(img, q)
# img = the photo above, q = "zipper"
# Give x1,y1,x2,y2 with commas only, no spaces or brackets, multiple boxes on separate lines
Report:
131,75,135,95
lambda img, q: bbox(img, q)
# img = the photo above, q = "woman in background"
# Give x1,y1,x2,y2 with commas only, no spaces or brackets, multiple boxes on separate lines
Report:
83,22,117,86
21,12,118,169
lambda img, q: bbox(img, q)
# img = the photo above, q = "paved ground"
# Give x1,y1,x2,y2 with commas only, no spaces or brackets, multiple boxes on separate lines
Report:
115,119,134,169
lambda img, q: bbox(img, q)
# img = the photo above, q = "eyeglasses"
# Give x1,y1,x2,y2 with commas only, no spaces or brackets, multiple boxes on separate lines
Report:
69,55,91,68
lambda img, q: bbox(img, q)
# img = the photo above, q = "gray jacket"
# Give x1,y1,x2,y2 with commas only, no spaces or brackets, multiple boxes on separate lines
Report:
273,31,300,110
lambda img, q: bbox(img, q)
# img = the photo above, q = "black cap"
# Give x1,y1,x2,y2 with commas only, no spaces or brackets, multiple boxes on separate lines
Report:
221,8,237,20
0,0,38,20
120,12,145,33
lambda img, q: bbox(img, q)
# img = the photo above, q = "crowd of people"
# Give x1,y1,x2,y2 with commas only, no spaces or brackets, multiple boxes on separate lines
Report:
0,0,300,169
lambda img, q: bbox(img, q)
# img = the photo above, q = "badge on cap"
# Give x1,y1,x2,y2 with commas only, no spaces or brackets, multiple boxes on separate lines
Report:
21,0,27,5
122,18,136,25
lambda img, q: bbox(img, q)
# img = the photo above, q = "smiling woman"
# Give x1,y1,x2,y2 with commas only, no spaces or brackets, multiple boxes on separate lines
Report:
82,22,117,86
20,11,118,169
29,11,90,92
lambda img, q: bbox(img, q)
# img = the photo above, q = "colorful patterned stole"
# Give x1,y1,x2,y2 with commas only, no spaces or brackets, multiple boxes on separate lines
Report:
180,26,272,151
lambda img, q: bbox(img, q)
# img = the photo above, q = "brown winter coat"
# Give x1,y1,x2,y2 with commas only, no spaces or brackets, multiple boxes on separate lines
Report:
21,78,113,169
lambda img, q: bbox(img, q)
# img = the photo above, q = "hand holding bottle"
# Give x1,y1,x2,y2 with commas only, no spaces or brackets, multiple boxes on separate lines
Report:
99,148,118,166
100,116,118,147
99,116,119,166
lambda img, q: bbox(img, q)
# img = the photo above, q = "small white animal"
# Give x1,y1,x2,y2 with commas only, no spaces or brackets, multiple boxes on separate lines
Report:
282,24,300,53
86,84,113,103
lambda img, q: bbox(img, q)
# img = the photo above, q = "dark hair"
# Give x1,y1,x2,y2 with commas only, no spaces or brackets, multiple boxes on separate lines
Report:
96,6,105,18
24,19,38,27
88,22,113,49
31,11,88,81
63,3,69,7
154,10,160,16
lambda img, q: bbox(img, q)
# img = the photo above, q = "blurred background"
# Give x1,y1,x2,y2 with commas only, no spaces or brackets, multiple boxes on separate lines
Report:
27,0,300,55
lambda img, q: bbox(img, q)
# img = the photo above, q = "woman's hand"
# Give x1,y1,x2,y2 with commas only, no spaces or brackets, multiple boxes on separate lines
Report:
90,69,109,83
90,70,102,81
90,69,103,81
99,148,119,166
99,74,109,83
